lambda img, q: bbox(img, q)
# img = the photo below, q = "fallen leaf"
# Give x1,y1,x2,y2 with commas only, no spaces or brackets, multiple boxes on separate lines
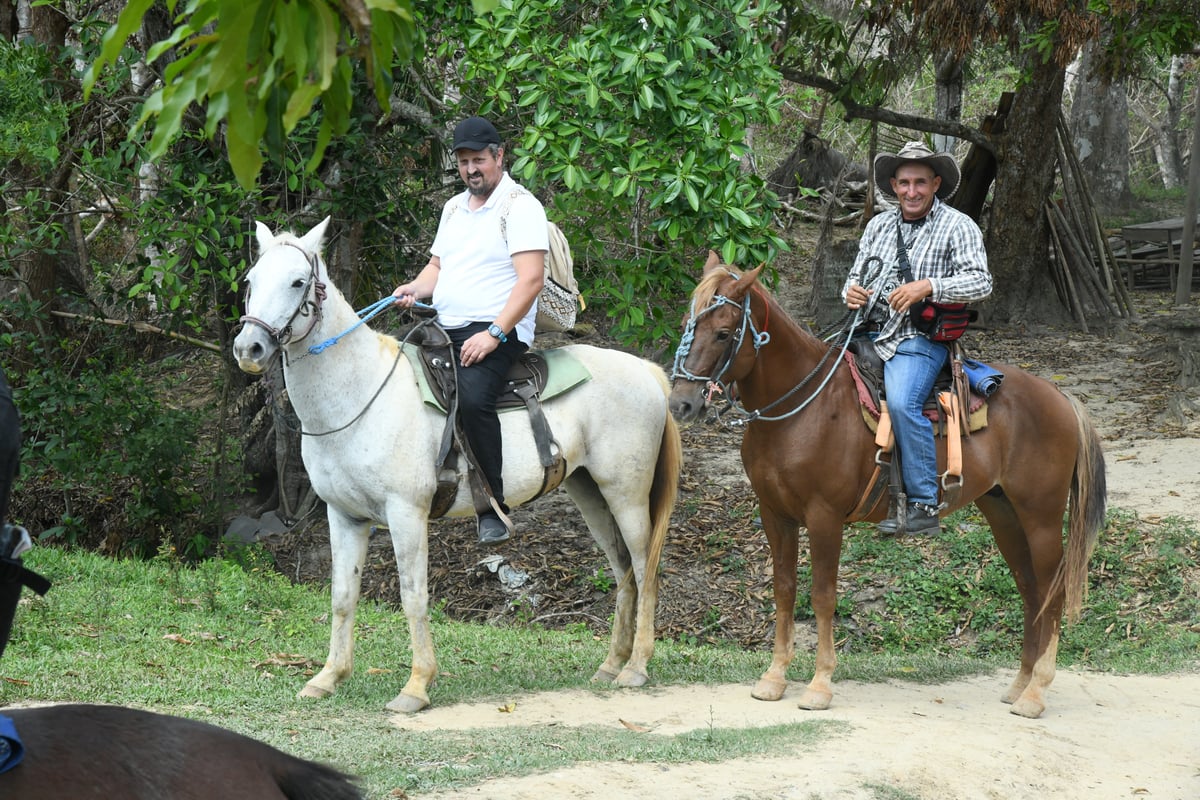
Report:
497,702,516,713
163,633,192,645
619,718,651,732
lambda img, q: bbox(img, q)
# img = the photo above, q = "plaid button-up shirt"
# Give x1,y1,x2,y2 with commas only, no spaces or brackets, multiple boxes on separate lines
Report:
841,198,992,359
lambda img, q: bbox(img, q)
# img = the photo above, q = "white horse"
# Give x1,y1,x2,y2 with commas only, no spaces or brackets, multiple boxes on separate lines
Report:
232,218,682,713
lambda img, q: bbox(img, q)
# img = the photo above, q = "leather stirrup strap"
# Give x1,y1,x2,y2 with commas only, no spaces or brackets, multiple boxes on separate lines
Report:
938,391,964,508
849,402,895,521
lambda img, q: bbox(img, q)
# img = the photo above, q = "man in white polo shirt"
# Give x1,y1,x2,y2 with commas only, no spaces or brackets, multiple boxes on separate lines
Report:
392,116,548,544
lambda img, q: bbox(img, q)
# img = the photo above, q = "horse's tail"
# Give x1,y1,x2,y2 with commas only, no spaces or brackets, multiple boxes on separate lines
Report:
644,369,683,589
1046,393,1107,623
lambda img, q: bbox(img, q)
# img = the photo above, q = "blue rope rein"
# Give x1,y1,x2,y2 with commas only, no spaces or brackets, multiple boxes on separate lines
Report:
306,297,434,355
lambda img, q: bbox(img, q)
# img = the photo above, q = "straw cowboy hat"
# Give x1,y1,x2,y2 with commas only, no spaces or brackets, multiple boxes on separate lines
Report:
873,141,961,200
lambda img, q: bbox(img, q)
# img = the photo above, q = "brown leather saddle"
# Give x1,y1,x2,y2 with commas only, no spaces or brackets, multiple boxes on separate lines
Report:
404,321,569,518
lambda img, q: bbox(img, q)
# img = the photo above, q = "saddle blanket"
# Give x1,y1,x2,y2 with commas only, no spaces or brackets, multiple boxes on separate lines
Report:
402,345,592,414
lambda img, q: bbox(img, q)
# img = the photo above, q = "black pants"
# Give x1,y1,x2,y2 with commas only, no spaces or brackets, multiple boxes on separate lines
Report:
446,322,527,511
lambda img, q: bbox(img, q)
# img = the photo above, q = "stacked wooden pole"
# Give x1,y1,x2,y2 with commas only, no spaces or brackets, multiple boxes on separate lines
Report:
1046,113,1137,325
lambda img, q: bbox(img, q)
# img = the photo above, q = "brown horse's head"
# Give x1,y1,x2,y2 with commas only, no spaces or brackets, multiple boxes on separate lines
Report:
669,252,765,422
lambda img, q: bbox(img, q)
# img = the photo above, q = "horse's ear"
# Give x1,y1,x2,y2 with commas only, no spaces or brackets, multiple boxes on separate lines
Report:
702,250,721,274
254,221,275,253
298,216,331,253
732,265,765,296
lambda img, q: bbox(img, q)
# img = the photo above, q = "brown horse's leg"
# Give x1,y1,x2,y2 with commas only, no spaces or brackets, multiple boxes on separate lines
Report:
977,493,1065,719
752,510,799,702
796,522,843,711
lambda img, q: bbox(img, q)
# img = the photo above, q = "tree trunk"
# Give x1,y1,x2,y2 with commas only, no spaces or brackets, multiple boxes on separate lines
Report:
986,57,1069,325
1068,41,1133,215
1154,55,1187,190
933,51,964,154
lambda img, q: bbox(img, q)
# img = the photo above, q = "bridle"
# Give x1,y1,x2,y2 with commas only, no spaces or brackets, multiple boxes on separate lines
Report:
672,279,854,426
671,288,769,391
238,242,328,348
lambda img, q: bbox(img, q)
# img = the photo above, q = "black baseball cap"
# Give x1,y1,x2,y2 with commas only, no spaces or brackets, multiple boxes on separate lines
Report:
452,116,501,151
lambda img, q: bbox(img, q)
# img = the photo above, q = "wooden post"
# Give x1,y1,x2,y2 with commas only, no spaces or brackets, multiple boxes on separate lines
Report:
1174,79,1199,306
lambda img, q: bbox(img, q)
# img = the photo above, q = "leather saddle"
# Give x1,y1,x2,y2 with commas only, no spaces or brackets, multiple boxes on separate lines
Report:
402,321,580,518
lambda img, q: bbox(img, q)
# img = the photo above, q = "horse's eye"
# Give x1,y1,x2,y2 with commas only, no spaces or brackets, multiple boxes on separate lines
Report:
715,330,732,342
292,279,305,288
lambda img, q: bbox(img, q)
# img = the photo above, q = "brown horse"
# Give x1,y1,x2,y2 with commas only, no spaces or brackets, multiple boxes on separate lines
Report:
668,254,1106,719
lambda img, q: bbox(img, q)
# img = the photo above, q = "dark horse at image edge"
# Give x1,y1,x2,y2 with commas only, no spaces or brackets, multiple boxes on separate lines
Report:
668,254,1106,719
0,366,363,799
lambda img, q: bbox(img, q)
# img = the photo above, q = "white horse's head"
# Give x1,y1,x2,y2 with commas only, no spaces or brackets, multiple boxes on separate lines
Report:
233,217,332,374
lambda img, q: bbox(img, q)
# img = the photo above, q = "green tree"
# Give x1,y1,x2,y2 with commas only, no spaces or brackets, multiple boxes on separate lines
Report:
435,0,786,340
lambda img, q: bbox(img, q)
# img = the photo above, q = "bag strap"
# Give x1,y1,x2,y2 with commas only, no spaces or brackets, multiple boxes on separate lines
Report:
894,218,916,284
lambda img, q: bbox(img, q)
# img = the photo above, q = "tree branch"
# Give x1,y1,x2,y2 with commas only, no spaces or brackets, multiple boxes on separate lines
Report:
777,68,995,153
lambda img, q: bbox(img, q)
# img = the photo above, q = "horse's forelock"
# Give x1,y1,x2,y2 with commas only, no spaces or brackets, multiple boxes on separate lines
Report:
692,264,743,314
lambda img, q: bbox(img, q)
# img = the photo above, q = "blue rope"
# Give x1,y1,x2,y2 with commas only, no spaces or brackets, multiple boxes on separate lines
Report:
307,298,433,355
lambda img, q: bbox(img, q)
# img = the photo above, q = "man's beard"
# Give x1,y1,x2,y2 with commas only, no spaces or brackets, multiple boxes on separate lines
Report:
466,174,497,197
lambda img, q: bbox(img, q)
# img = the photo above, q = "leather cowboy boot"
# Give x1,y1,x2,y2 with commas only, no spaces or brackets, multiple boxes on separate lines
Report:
878,502,941,537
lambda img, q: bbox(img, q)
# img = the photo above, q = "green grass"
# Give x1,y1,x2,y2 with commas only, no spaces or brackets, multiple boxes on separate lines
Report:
2,507,1197,797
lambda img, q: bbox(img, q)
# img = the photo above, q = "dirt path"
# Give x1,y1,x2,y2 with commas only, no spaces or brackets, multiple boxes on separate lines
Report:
398,669,1200,799
395,322,1200,800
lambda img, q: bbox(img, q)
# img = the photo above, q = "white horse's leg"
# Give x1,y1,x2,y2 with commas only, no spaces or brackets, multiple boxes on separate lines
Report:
566,471,659,687
300,508,369,700
383,513,436,714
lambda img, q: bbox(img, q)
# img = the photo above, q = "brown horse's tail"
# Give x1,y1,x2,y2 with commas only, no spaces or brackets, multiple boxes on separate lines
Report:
1047,393,1107,623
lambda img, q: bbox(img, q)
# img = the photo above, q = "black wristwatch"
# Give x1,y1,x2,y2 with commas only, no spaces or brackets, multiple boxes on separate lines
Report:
487,323,507,343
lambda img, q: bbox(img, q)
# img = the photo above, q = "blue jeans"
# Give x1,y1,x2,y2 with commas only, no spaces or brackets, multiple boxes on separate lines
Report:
883,335,948,508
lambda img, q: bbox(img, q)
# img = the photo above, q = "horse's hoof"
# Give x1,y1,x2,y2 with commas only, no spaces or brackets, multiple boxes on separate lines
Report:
796,688,833,710
750,677,787,702
1008,696,1044,719
591,667,620,683
297,682,334,700
385,692,430,714
614,668,649,688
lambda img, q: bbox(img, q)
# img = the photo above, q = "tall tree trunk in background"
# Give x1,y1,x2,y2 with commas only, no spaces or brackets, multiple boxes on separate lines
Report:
986,57,1067,325
17,3,73,315
1154,55,1187,189
1069,39,1133,214
932,51,964,154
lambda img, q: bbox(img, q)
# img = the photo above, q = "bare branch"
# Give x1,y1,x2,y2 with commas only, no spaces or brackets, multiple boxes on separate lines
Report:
778,68,995,153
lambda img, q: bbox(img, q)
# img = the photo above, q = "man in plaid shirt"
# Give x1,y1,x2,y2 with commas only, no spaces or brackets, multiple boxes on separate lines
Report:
842,141,992,536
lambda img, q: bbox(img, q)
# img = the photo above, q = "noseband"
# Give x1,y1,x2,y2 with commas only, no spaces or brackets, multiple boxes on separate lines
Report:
238,242,328,347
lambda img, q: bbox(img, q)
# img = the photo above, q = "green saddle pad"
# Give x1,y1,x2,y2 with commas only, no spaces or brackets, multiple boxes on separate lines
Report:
402,344,592,414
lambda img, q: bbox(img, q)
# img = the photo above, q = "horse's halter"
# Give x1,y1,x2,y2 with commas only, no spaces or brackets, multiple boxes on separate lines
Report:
671,287,770,393
238,242,328,348
673,277,852,426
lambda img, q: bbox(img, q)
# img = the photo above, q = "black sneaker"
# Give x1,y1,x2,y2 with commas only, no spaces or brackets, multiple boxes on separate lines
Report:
878,503,941,537
477,513,510,545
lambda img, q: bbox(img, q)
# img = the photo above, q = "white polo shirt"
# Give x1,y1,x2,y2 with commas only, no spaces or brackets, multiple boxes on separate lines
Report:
430,173,548,346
